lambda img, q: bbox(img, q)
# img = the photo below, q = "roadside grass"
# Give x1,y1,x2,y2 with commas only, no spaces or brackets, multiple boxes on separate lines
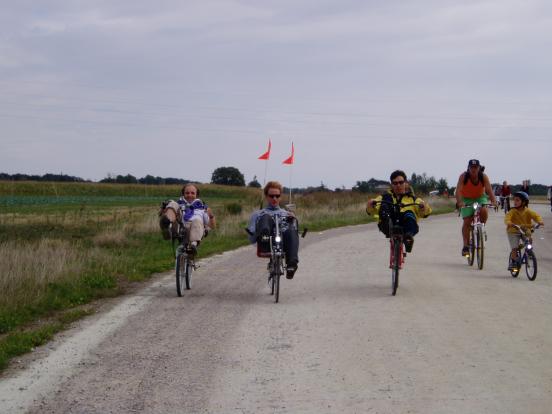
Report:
0,180,456,370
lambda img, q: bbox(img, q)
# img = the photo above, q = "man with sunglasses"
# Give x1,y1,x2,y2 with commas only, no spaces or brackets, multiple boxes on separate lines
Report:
366,170,431,253
247,181,299,279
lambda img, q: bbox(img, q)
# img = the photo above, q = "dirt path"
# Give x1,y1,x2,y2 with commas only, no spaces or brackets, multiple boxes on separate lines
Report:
1,204,551,413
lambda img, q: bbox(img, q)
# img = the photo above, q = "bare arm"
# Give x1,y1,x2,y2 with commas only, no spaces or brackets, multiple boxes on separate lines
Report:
482,174,497,205
455,174,464,207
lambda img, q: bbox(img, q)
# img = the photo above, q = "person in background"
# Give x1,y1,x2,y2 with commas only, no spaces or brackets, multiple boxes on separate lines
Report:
500,180,512,211
521,180,530,195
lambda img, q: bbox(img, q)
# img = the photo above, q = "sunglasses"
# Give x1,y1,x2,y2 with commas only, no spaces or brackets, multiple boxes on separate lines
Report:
391,180,405,185
267,194,281,199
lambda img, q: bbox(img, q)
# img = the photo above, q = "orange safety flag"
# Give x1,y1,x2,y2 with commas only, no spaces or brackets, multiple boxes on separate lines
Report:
282,142,294,165
258,139,271,160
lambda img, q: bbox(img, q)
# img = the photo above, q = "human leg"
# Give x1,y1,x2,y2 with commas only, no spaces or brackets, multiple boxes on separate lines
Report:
480,207,488,223
188,219,205,243
255,214,274,240
255,214,274,253
283,227,299,265
400,212,419,253
507,233,521,269
462,217,472,255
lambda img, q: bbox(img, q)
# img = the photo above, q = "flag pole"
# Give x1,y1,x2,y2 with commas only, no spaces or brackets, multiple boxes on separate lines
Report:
258,138,271,209
288,163,293,204
260,160,268,209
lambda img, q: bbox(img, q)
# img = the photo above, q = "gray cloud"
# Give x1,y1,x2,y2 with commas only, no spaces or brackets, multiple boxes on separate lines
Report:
1,0,551,188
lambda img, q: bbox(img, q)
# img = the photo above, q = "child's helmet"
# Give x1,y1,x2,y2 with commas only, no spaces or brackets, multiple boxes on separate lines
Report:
513,191,529,206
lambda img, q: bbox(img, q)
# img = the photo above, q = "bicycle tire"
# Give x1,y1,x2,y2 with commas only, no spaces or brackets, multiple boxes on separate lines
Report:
468,228,475,266
266,260,274,295
185,257,193,289
269,274,275,295
525,250,537,281
176,253,186,297
274,257,281,303
392,239,400,296
476,227,484,270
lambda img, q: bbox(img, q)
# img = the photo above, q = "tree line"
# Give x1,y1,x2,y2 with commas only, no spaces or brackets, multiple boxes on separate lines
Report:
1,169,548,195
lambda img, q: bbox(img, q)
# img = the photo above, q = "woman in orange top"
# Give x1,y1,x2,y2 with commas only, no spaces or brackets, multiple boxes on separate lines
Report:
455,159,497,256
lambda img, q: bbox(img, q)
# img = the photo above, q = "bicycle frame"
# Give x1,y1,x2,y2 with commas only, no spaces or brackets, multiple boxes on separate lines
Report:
265,214,287,303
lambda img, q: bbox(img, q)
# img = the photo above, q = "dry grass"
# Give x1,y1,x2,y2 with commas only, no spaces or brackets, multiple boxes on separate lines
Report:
0,239,96,308
92,229,129,247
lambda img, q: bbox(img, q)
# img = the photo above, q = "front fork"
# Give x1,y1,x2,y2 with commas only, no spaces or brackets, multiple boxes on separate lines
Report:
389,238,405,269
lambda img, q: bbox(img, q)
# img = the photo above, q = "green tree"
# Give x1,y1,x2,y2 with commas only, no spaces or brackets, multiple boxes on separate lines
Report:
437,178,449,194
211,166,245,186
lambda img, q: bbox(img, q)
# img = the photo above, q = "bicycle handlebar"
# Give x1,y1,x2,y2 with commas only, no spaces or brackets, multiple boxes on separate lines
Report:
511,223,540,233
371,200,424,208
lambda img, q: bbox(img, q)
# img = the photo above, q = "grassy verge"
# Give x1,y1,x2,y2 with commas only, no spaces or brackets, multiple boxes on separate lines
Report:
0,181,455,370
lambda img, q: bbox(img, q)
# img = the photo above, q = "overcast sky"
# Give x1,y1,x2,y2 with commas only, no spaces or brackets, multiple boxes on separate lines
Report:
1,1,551,189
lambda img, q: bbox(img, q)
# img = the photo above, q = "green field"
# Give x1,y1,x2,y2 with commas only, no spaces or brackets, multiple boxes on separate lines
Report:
0,181,455,369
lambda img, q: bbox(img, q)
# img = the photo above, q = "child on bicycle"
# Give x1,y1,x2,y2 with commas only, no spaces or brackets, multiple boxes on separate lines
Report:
366,170,431,253
504,191,544,270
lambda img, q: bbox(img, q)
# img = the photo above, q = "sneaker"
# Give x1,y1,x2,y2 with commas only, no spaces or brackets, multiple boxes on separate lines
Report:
404,234,414,253
462,246,470,257
187,242,198,255
286,264,298,279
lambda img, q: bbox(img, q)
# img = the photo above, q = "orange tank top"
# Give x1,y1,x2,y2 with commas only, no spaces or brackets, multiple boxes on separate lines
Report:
462,176,484,198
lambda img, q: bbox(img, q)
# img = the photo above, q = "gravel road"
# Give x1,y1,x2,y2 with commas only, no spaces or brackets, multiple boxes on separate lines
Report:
1,204,551,414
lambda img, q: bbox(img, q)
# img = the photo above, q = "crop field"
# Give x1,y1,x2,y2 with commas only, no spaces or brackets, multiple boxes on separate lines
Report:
0,180,455,369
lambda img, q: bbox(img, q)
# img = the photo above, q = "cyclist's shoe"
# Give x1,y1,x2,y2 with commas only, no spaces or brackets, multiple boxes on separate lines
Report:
404,234,414,253
461,246,470,257
187,242,198,255
286,262,298,279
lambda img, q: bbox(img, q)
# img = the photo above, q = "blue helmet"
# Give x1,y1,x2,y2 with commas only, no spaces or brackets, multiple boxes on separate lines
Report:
513,191,529,205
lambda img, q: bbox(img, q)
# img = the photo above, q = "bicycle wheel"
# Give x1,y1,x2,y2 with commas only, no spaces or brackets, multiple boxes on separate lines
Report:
273,257,281,303
476,227,484,270
468,228,475,266
185,258,193,289
175,253,186,297
266,260,274,295
391,239,400,296
525,251,537,281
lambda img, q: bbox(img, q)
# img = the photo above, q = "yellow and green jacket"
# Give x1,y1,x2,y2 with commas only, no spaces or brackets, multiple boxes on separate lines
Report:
504,207,543,234
366,190,432,220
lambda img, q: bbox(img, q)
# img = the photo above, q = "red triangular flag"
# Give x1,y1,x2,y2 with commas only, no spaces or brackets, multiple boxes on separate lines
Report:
282,142,294,165
258,139,271,160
